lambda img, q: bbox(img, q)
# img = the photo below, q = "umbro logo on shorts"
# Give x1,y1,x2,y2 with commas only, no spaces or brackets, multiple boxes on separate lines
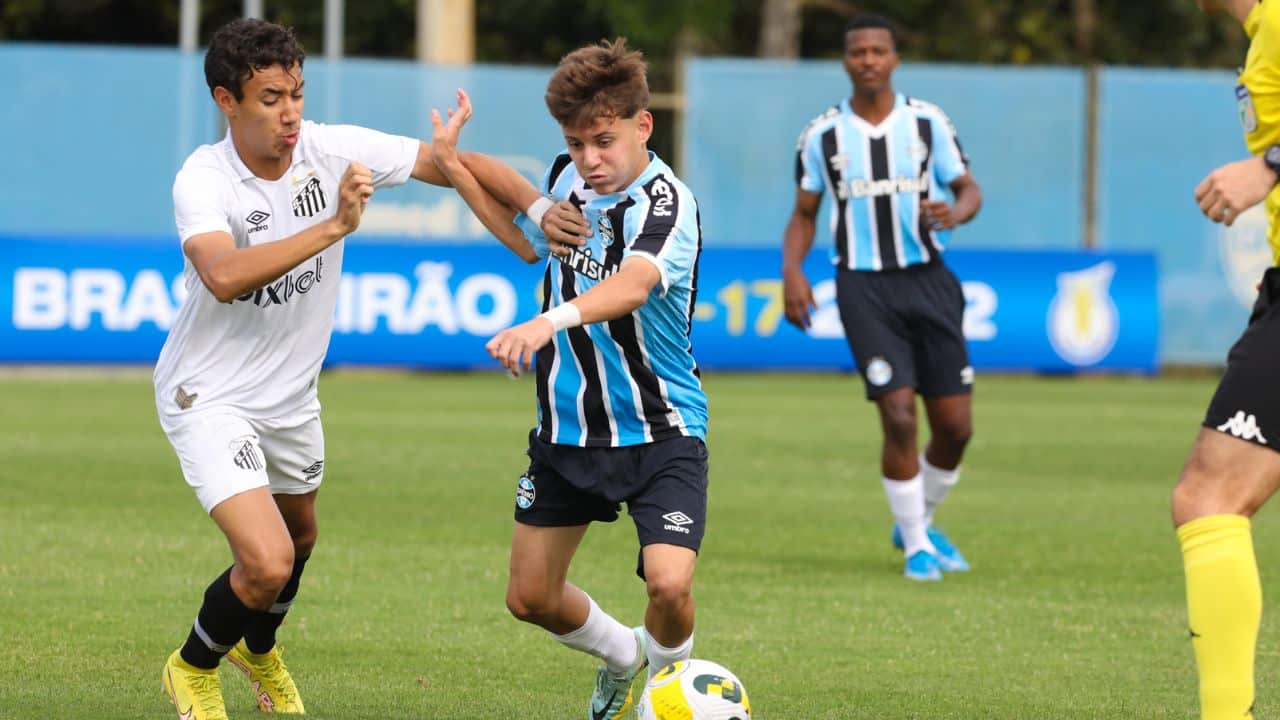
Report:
662,511,693,534
302,460,324,483
1217,411,1268,444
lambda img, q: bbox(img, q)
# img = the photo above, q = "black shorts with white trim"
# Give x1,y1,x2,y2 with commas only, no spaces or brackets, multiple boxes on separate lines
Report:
835,261,973,401
1204,266,1280,451
513,429,708,579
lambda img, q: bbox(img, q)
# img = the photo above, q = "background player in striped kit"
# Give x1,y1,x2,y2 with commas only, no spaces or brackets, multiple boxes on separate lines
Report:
1175,1,1280,717
781,14,983,582
428,39,708,720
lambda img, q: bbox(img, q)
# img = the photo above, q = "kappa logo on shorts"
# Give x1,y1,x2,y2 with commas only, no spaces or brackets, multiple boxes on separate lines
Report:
302,460,324,483
515,475,536,510
230,437,264,472
960,365,975,385
866,356,893,387
1217,411,1268,444
662,511,694,534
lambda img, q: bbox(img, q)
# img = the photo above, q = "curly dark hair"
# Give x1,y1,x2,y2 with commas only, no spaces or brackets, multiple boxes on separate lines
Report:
204,18,306,101
545,38,649,128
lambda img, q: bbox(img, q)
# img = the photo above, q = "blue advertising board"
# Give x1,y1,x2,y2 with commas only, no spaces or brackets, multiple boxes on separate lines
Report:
2,235,1157,372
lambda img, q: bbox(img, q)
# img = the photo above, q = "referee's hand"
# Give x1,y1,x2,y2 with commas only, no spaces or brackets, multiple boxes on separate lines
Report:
783,268,816,330
1195,155,1277,227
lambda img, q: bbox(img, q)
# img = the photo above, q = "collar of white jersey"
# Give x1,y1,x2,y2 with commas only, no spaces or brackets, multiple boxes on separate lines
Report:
841,93,906,136
220,122,310,182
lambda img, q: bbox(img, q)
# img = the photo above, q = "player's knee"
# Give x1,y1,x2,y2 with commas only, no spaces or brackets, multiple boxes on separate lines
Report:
505,583,556,624
881,407,917,447
1172,450,1253,524
935,418,973,452
644,572,693,615
238,549,295,600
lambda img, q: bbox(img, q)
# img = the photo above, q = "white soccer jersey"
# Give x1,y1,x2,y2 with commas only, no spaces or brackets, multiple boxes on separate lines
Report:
154,120,418,426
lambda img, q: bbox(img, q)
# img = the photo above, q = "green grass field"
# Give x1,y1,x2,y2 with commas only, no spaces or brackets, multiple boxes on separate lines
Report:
1,371,1275,719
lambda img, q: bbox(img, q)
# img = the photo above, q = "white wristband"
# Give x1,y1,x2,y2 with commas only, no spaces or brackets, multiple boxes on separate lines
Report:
526,196,554,228
540,302,582,332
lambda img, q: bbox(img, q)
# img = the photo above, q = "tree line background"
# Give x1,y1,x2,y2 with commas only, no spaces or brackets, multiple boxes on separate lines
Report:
1,0,1247,167
0,0,1250,70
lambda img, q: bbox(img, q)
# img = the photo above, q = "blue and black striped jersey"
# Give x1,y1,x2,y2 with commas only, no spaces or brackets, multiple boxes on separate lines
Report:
515,151,707,448
796,93,969,271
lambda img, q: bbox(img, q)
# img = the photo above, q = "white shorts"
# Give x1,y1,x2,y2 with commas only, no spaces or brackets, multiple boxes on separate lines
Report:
164,411,326,513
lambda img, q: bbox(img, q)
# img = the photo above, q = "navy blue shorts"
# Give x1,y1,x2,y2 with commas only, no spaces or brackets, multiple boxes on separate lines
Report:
836,261,973,400
513,430,709,578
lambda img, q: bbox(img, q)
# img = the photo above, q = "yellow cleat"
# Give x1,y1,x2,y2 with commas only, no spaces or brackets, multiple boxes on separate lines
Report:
226,640,306,713
162,650,229,720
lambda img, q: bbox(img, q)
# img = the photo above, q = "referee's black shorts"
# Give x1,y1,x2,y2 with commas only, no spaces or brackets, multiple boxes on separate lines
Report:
835,261,973,401
1203,266,1280,451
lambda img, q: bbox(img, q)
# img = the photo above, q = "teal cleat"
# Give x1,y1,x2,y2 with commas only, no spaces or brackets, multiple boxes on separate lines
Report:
893,524,970,572
587,627,648,720
904,549,943,581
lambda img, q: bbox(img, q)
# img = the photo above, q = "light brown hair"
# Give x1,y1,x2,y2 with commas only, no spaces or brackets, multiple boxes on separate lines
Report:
544,38,650,128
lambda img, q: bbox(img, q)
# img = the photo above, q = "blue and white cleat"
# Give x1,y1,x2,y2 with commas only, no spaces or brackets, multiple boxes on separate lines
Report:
904,549,943,581
587,627,648,720
893,524,970,572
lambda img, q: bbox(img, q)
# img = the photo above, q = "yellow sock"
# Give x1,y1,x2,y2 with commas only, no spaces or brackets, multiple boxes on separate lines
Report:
1178,514,1260,720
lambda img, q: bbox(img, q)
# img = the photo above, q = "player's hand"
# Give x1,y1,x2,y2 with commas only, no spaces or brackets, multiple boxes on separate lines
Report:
783,267,816,330
922,200,957,230
485,317,556,377
333,161,373,235
430,88,472,174
542,200,590,257
1195,156,1277,226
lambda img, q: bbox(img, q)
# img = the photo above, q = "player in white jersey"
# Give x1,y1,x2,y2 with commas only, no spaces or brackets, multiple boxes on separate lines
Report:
783,14,983,582
155,19,556,720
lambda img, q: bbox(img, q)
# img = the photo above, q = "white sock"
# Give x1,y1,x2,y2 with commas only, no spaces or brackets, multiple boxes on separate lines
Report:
882,474,935,556
645,629,693,680
921,454,961,526
551,596,639,673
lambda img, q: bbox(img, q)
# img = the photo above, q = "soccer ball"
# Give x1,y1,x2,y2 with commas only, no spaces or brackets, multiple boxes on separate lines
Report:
636,659,752,720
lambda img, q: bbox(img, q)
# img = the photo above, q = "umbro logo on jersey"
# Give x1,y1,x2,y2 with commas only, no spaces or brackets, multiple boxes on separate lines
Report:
231,438,264,471
662,511,694,534
292,177,326,218
1216,411,1268,444
246,210,270,233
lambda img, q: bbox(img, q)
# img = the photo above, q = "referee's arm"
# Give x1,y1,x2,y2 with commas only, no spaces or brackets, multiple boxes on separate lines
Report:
782,189,822,329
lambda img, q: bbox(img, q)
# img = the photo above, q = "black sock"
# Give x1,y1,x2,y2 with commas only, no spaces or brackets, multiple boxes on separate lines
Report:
242,554,309,654
180,567,255,669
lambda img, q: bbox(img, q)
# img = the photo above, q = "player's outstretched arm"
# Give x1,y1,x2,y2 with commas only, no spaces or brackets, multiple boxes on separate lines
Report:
782,189,821,329
430,90,540,263
428,88,587,258
184,162,372,303
484,257,660,377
